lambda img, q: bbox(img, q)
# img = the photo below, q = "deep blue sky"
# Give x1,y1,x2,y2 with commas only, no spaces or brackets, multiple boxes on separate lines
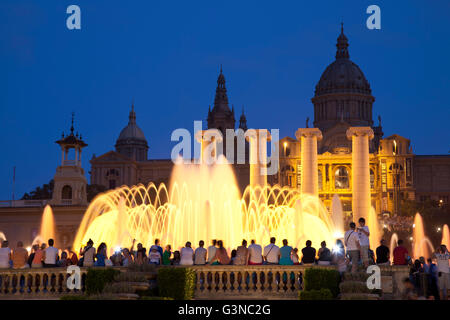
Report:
1,0,449,199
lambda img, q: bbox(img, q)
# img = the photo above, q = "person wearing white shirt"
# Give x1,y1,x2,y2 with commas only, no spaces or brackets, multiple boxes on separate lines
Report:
0,240,11,269
248,240,263,265
194,240,207,265
357,217,370,268
180,242,194,266
263,237,280,264
344,222,360,273
44,239,59,267
207,240,217,263
433,245,450,300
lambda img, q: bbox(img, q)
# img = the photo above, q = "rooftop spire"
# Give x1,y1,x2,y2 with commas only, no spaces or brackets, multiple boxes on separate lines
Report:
70,112,75,134
129,101,136,124
336,22,349,60
239,105,247,131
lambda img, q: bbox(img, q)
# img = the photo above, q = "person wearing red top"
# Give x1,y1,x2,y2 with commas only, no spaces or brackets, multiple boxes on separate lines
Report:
393,239,409,265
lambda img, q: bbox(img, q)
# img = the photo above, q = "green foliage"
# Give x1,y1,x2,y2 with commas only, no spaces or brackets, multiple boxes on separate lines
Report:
103,282,137,294
85,268,121,295
299,288,333,300
157,267,196,300
342,272,369,282
339,281,370,294
87,184,107,202
114,271,147,282
303,268,341,298
21,180,54,200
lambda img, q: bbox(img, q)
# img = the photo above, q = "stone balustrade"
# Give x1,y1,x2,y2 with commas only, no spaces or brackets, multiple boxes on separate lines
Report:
0,265,411,299
188,264,336,299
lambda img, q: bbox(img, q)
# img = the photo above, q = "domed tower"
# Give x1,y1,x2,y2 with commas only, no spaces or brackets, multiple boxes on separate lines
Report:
207,66,236,134
312,24,381,153
115,103,148,161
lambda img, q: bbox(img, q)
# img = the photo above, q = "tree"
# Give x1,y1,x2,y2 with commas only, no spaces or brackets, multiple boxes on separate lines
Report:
21,180,54,200
86,184,107,202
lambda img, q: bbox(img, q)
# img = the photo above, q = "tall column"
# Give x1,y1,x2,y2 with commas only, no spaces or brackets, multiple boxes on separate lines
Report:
246,129,271,188
346,127,374,222
295,128,322,196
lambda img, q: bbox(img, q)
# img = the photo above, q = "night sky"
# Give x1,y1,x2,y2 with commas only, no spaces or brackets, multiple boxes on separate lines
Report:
1,0,449,200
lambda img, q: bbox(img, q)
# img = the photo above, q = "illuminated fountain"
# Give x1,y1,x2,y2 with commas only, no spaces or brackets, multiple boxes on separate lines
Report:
330,195,344,239
73,155,338,252
389,233,399,263
442,224,450,248
0,232,6,242
32,204,55,245
412,212,434,259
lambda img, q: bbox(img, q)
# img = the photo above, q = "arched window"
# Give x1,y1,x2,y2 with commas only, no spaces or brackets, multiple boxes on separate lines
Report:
318,169,323,191
370,169,375,189
61,185,72,199
334,166,349,189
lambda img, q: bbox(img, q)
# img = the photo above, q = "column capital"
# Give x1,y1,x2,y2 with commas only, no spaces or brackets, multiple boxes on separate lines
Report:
245,129,272,142
346,127,374,140
295,128,322,141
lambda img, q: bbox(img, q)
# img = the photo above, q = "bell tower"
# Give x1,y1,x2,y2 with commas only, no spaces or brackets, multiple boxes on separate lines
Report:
50,113,88,206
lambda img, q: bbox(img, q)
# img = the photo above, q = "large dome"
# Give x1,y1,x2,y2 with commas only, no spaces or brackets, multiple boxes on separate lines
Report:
314,28,371,97
116,106,147,143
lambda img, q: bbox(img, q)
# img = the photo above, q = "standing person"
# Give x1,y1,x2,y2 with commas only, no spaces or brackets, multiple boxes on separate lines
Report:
12,241,29,269
207,240,217,264
44,239,59,268
433,245,449,300
376,239,390,265
233,240,249,265
0,240,11,269
148,245,162,265
180,242,194,266
248,239,263,265
344,222,361,273
152,239,163,257
263,237,280,265
210,240,230,265
357,217,370,268
317,241,332,265
332,239,348,276
427,257,440,300
31,244,45,268
393,240,409,266
301,240,316,265
162,245,172,265
80,239,96,267
194,240,207,265
279,239,293,265
94,243,107,266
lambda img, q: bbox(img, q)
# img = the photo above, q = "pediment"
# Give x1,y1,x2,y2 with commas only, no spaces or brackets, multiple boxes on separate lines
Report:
91,151,132,163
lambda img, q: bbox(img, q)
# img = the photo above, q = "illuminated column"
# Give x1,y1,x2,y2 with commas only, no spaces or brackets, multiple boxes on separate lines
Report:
295,128,322,196
246,129,271,188
195,130,223,165
346,127,374,222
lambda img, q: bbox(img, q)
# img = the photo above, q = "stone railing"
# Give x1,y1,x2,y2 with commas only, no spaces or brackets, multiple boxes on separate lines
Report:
0,267,127,299
189,265,336,300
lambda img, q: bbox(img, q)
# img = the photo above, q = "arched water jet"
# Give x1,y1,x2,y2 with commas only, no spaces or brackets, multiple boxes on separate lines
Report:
442,224,450,248
389,233,398,263
413,213,433,259
331,194,344,238
32,205,55,245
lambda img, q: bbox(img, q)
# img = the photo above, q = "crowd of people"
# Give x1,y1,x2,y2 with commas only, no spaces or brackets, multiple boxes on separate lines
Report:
0,216,448,299
381,215,414,233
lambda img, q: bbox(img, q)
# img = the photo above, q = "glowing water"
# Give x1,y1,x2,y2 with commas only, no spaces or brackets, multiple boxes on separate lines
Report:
331,194,344,238
32,205,55,245
368,207,381,251
0,232,6,242
73,159,338,251
442,224,450,248
412,212,434,259
390,233,398,263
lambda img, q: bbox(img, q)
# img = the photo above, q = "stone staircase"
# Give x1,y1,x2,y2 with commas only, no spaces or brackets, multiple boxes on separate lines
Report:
339,270,382,300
